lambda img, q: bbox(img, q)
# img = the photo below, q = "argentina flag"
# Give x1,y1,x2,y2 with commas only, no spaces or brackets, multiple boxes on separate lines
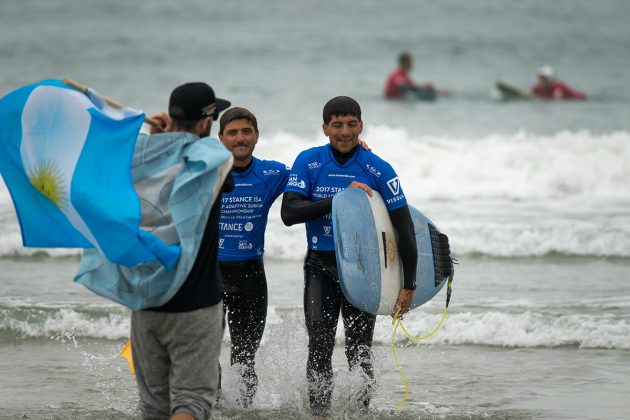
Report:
75,133,233,309
0,79,180,270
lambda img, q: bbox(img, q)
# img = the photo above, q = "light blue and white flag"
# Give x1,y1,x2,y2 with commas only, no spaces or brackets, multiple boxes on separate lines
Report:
0,79,179,269
75,132,233,309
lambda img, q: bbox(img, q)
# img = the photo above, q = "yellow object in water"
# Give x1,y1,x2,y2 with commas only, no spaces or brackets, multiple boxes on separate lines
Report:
120,340,135,374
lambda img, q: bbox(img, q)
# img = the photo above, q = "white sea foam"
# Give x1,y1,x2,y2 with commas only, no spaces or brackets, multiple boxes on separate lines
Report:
2,129,629,259
362,128,630,202
0,306,129,340
445,216,630,257
3,303,628,350
370,310,630,350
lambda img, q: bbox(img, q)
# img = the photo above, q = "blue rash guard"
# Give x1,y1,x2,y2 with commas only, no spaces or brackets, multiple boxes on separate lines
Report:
284,144,408,251
218,157,289,262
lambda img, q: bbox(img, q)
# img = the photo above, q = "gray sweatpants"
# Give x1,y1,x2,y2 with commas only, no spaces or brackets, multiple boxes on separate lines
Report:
131,302,223,420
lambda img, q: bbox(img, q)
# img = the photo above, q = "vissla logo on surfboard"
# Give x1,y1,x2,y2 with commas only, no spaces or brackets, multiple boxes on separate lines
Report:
386,177,400,195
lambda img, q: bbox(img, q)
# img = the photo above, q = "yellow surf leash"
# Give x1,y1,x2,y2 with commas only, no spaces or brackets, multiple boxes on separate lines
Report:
391,275,453,410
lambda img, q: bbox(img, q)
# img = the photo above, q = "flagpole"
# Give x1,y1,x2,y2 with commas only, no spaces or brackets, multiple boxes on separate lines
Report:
62,78,160,129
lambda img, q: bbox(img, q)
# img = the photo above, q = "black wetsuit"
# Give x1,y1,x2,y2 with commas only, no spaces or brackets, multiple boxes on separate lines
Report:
217,159,288,406
220,259,267,406
281,145,417,415
302,249,376,413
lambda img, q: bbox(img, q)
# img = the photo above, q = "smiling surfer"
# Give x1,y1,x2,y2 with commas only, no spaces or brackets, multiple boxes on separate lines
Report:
281,96,417,417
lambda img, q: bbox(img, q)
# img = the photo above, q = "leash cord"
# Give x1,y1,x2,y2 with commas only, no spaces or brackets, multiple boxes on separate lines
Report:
391,277,452,410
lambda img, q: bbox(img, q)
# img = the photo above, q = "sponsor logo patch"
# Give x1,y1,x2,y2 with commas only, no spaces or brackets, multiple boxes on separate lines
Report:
366,164,381,177
287,174,307,189
387,177,401,195
238,241,253,250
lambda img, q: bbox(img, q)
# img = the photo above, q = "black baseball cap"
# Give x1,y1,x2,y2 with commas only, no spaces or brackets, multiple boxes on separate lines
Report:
168,82,231,121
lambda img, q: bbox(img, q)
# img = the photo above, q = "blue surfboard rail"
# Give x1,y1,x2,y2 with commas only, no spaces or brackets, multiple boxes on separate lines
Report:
332,188,451,315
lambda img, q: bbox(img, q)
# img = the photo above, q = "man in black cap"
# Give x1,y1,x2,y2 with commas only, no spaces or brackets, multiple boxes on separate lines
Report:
130,82,233,420
151,81,232,136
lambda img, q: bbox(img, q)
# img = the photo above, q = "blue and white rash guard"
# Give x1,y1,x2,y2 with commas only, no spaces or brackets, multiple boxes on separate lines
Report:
219,157,289,262
284,144,407,251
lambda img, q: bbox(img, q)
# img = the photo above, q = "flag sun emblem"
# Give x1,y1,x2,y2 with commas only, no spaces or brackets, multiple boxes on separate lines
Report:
27,160,66,208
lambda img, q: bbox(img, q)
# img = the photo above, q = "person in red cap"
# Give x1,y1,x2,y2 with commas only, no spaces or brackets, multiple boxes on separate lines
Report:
130,82,233,420
530,65,586,100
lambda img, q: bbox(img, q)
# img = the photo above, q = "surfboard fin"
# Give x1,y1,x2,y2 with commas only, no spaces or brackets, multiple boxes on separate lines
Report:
428,224,453,286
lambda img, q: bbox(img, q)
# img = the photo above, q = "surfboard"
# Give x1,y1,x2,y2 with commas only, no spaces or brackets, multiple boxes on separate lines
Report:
496,80,533,100
413,86,437,101
332,188,452,315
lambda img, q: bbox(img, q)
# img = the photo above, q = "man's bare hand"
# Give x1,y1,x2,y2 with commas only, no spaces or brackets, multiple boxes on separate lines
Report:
347,181,373,197
149,112,173,134
393,288,414,319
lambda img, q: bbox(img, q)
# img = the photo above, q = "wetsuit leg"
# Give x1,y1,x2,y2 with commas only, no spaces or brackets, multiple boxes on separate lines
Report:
341,295,376,408
220,260,268,407
303,258,342,416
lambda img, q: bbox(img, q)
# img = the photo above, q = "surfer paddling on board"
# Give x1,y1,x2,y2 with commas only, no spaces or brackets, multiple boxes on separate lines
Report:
384,52,448,100
530,65,585,100
216,107,290,407
281,96,417,417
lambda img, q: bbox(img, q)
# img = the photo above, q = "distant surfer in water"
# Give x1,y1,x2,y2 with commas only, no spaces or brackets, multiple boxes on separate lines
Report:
383,52,448,100
530,65,586,100
281,96,418,417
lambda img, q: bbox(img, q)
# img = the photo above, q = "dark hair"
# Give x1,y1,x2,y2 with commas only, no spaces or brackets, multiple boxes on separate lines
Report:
171,116,203,132
399,52,412,67
322,96,362,125
219,107,259,135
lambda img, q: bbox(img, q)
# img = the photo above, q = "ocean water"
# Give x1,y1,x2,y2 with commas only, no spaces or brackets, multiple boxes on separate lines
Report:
1,0,630,419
